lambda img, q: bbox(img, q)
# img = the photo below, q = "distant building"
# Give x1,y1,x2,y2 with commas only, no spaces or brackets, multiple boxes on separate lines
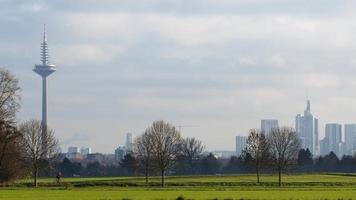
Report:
261,119,279,135
66,147,82,160
344,124,356,155
126,132,133,152
68,146,79,154
319,137,329,156
235,136,247,156
211,150,236,158
80,147,91,155
115,146,126,161
325,123,343,157
295,100,319,156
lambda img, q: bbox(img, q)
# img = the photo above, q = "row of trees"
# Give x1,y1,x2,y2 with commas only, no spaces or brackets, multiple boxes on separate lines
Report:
134,121,204,186
0,69,59,186
132,121,301,187
245,127,300,186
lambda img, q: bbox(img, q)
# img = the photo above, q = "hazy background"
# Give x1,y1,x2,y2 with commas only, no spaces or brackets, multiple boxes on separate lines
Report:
2,0,356,153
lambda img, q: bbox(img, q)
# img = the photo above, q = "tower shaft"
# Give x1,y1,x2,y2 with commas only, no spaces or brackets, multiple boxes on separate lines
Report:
42,76,48,136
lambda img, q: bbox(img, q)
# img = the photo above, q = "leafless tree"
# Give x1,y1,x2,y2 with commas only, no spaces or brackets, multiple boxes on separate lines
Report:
246,129,269,183
0,121,27,182
181,137,205,160
0,69,21,122
268,127,301,187
19,119,59,187
180,137,205,174
134,131,153,186
0,69,23,182
146,120,182,187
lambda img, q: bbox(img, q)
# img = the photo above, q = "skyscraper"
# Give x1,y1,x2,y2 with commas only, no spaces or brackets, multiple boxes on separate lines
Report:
115,146,126,161
325,123,342,157
261,119,279,135
125,132,133,152
80,147,92,155
33,25,56,137
344,124,356,155
295,100,319,155
235,136,247,156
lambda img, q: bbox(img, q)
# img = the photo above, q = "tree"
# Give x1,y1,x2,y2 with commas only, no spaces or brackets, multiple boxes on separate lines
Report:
0,69,23,182
297,149,313,172
120,154,138,176
223,156,241,173
180,137,205,174
239,151,254,172
201,153,220,174
323,152,339,172
268,127,301,187
19,119,59,187
84,162,102,177
147,120,182,187
0,121,26,182
59,158,82,177
0,69,21,122
339,155,354,172
245,129,269,183
134,131,153,186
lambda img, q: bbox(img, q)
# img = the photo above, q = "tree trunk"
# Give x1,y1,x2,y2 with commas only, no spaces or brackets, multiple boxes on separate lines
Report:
161,170,165,187
278,167,281,187
145,165,149,187
256,159,260,184
256,166,260,184
34,167,38,187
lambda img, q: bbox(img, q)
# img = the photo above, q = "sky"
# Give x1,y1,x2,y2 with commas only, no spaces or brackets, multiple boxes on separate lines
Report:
2,0,356,153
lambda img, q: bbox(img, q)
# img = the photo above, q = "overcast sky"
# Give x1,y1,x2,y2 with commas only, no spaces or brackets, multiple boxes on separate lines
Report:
2,0,356,153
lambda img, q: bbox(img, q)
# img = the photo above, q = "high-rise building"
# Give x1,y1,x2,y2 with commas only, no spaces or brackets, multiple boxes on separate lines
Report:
344,124,356,155
67,146,82,160
235,136,247,156
33,25,56,137
319,137,329,156
295,100,319,155
261,119,279,135
115,146,126,161
325,123,342,157
68,146,79,154
80,147,92,155
125,132,133,152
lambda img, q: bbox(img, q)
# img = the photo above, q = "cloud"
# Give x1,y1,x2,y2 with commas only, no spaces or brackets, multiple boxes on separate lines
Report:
2,0,356,152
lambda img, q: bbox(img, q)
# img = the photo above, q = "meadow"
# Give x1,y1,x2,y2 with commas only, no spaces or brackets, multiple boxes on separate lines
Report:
1,173,356,200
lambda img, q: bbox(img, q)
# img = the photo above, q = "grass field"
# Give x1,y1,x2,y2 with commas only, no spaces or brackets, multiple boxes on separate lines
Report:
1,173,356,200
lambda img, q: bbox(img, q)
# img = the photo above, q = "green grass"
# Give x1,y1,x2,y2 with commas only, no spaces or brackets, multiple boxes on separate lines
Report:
2,173,356,199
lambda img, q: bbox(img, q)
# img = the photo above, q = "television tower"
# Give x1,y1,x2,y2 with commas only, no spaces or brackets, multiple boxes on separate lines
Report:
33,25,56,136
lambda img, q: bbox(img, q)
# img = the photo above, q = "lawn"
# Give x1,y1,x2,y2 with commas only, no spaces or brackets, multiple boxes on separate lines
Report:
2,174,356,200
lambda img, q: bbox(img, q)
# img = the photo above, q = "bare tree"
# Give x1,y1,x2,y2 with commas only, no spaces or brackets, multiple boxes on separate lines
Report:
180,137,205,174
147,120,182,187
0,69,21,122
19,119,59,187
0,69,23,182
246,129,269,183
134,131,153,186
268,127,301,187
0,120,27,182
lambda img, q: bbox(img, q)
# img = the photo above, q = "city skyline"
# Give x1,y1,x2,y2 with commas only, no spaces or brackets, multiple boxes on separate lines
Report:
4,1,356,153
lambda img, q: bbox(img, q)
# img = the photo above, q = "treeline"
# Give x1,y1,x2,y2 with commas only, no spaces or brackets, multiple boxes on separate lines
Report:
54,127,356,187
55,148,356,179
